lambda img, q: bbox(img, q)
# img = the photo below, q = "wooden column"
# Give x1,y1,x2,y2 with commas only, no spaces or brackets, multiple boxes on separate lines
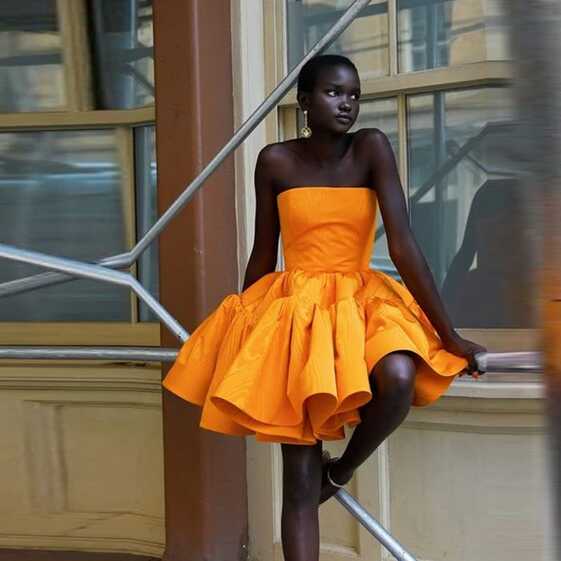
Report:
154,2,247,560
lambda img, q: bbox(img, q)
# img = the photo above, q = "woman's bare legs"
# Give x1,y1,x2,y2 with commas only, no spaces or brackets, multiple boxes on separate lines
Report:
281,440,323,561
320,351,417,503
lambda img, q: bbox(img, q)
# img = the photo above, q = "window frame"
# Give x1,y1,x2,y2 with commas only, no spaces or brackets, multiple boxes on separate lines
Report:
0,0,159,347
267,0,537,378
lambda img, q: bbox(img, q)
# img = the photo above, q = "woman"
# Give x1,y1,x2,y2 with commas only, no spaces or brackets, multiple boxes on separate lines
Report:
163,54,486,561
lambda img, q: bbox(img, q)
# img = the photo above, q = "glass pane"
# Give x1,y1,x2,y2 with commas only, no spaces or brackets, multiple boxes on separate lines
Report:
0,1,66,112
88,0,154,109
0,130,131,321
407,87,530,328
398,0,511,72
134,125,159,321
286,0,389,79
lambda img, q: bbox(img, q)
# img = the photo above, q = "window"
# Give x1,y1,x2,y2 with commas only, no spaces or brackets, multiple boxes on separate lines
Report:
408,87,528,328
275,0,530,355
0,1,157,343
0,129,129,321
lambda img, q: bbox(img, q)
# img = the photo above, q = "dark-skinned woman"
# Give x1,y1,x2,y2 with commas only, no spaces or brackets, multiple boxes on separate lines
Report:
163,54,486,561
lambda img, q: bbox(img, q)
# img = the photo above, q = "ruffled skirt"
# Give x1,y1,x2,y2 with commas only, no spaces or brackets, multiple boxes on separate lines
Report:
162,268,468,445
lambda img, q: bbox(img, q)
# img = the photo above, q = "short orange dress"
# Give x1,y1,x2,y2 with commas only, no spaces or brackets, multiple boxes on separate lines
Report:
162,186,468,445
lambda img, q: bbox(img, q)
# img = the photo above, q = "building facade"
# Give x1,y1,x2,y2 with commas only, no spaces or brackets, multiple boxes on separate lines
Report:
0,1,550,561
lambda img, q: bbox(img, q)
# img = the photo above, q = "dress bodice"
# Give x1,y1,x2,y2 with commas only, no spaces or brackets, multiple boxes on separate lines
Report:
276,187,377,272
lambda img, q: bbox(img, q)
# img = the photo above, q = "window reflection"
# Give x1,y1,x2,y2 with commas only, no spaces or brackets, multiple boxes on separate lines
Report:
0,1,66,112
0,130,130,321
407,87,531,328
88,0,154,109
398,0,511,72
286,0,389,79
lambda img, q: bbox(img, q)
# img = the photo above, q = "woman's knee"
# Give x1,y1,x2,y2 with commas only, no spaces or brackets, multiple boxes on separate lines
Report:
370,351,416,402
281,443,321,506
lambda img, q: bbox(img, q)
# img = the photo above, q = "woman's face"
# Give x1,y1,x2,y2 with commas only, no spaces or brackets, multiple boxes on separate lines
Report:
299,64,361,134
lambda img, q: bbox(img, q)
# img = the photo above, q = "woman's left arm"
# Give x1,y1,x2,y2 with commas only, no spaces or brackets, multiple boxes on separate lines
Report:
363,128,487,374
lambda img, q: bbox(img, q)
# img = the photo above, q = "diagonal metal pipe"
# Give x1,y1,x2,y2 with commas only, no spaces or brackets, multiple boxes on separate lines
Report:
0,0,373,299
335,488,417,561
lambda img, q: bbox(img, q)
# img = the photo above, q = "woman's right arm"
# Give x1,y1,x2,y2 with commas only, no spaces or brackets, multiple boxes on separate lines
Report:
242,145,281,291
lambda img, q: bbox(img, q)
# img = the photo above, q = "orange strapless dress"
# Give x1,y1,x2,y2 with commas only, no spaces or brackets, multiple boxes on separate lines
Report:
162,187,468,445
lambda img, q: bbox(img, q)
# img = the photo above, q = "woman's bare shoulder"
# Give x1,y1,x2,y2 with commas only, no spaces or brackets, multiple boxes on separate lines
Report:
259,139,301,161
353,127,388,146
352,128,395,166
256,140,300,181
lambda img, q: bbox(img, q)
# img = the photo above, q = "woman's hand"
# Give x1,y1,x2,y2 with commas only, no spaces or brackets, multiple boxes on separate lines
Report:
442,331,487,377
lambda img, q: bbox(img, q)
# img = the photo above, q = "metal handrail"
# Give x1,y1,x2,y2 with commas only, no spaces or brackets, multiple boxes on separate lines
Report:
0,348,543,373
0,346,180,362
0,243,188,342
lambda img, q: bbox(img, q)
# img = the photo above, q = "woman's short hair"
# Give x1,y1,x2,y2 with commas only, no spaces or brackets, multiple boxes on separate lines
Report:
296,54,358,95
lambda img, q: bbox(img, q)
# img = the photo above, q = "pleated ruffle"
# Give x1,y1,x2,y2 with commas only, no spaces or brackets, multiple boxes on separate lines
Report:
162,268,468,445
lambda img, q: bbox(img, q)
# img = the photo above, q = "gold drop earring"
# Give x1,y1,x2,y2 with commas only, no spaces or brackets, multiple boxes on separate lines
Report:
300,109,312,138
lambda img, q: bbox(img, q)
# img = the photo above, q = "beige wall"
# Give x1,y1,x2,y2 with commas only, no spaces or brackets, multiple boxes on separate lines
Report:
1,364,547,560
0,363,164,557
